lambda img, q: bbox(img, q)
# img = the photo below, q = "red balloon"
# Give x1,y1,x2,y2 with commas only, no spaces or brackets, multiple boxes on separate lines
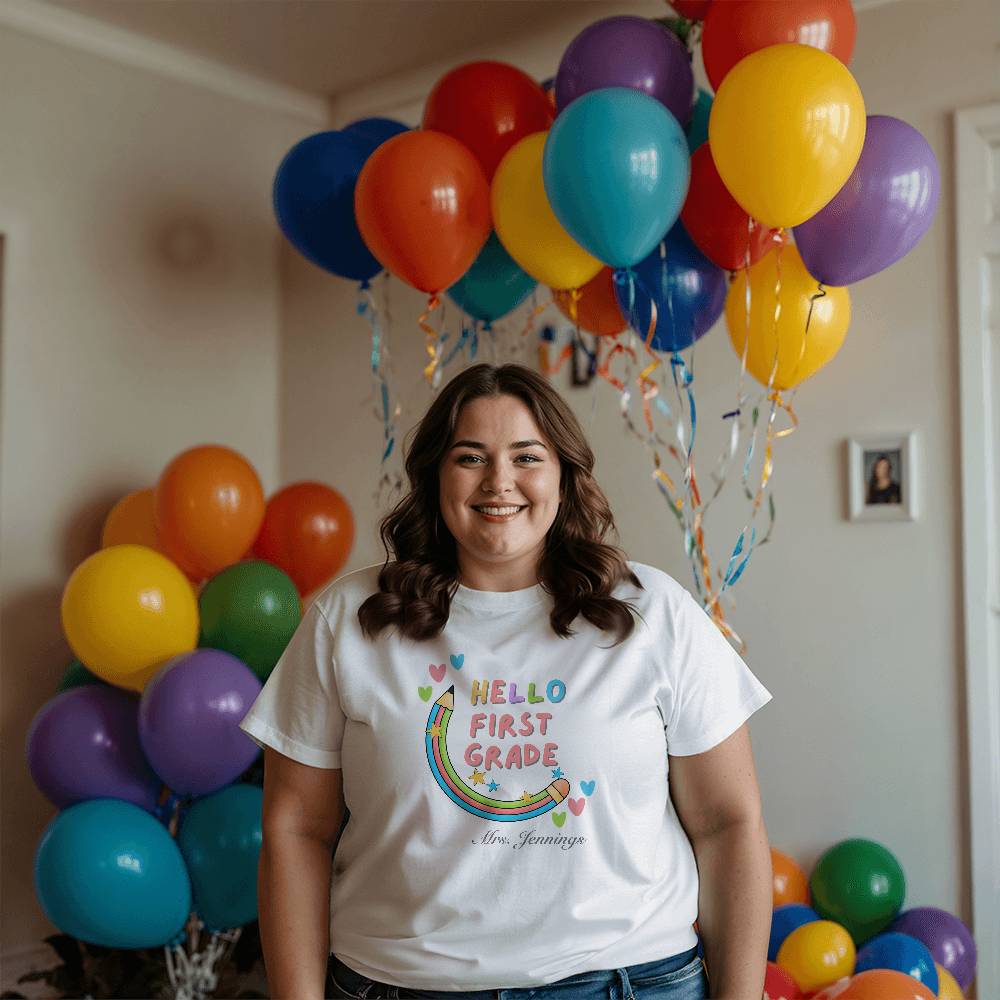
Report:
354,130,490,294
423,61,554,181
253,483,354,597
552,268,627,336
765,961,804,999
702,0,856,92
671,0,713,19
681,145,775,272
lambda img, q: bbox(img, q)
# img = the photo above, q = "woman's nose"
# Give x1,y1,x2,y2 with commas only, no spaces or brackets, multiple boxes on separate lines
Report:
480,464,514,494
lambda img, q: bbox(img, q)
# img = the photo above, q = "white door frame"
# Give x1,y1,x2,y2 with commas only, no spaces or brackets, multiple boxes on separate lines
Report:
955,101,1000,1000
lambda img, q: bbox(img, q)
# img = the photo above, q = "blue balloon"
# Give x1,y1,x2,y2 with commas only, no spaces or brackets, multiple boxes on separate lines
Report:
614,221,726,352
543,87,690,269
855,932,939,994
686,89,712,153
273,130,383,282
342,116,409,148
768,904,821,962
35,798,190,948
178,784,263,931
447,232,537,323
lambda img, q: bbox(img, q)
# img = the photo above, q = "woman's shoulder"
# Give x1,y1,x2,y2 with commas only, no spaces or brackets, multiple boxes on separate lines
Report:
619,559,691,606
308,562,383,624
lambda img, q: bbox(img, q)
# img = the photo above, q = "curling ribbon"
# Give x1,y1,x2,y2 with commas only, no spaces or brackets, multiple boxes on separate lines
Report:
418,293,443,383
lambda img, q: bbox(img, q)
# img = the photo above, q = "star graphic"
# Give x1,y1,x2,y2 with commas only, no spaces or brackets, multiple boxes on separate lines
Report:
470,770,487,785
521,791,533,803
426,724,442,737
488,781,499,792
551,767,564,779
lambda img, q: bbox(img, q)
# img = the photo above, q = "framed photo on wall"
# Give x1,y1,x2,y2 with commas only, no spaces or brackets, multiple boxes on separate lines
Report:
847,432,918,521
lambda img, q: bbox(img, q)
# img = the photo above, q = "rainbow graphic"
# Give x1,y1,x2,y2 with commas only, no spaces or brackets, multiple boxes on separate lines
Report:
425,685,570,822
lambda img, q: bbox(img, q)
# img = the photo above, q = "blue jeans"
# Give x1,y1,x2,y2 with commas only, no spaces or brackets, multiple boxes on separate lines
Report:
325,946,707,999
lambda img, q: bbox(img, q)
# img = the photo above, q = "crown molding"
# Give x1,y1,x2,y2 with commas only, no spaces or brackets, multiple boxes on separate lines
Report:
0,0,330,124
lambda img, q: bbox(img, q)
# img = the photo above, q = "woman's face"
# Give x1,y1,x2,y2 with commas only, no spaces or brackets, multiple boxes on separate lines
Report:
874,457,891,480
439,394,562,588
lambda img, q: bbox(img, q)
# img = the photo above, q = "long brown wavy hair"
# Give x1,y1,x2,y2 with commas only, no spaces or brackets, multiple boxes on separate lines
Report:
357,363,643,645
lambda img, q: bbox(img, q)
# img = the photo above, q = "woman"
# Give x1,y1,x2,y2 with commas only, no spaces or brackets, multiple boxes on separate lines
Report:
867,454,902,505
240,363,773,1000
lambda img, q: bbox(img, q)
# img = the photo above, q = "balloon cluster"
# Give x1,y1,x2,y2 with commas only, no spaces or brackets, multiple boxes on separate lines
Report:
759,842,976,999
27,444,355,953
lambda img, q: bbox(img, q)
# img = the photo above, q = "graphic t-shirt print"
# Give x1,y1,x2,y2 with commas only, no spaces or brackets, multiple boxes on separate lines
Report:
419,652,594,844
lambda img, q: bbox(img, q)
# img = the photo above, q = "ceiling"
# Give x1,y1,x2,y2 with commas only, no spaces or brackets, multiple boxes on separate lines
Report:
39,0,617,97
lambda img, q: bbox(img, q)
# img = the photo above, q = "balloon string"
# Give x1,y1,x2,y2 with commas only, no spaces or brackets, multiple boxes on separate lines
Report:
519,287,549,341
418,293,442,383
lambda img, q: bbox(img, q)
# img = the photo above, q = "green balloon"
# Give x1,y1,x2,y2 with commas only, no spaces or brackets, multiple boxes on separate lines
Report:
57,658,105,692
809,838,906,945
198,560,301,682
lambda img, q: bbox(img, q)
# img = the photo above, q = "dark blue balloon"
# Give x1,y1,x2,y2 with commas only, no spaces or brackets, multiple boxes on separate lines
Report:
614,221,727,352
273,130,382,282
768,904,821,962
342,116,409,148
855,932,939,993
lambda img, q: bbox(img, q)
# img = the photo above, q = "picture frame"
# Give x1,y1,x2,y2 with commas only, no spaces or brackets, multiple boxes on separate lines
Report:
847,432,918,522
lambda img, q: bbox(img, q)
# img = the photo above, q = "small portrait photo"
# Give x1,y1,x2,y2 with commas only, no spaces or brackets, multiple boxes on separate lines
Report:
848,433,918,521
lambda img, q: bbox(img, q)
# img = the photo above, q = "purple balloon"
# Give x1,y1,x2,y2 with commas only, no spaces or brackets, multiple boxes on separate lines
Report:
26,686,161,812
889,906,977,991
138,650,262,797
794,115,939,286
555,16,694,126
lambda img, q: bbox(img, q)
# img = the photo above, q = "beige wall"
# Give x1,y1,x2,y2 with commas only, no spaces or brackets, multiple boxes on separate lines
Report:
0,24,323,964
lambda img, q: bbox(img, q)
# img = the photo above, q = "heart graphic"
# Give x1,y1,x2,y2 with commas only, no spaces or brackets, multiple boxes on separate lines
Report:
568,797,586,816
450,653,465,670
551,811,567,828
580,780,596,797
429,663,446,682
418,686,432,702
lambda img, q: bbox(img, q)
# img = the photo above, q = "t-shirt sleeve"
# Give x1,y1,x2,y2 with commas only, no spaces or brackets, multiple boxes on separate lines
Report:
237,602,347,769
662,592,773,757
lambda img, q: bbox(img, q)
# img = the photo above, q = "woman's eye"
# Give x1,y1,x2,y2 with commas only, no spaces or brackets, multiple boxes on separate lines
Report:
516,455,541,463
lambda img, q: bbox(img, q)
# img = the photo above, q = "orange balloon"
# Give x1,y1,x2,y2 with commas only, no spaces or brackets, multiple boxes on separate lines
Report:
102,489,160,551
155,445,265,580
355,130,490,294
253,482,355,596
772,847,810,907
836,969,936,1000
553,268,627,336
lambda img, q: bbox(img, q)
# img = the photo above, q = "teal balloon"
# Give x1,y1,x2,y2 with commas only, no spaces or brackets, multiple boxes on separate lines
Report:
199,560,301,681
34,798,190,948
178,784,263,931
447,232,536,323
57,657,105,692
543,87,690,269
686,88,712,152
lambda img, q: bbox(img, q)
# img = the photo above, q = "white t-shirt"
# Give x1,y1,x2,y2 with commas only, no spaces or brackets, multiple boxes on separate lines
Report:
239,559,772,991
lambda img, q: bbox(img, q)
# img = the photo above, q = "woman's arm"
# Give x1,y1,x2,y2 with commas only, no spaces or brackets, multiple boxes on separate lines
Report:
669,723,772,1000
258,746,346,1000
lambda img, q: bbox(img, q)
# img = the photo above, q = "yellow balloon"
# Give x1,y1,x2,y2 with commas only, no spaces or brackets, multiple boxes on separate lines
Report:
776,920,855,994
709,43,866,229
61,544,199,692
726,243,850,390
935,963,965,999
491,132,602,290
101,488,160,550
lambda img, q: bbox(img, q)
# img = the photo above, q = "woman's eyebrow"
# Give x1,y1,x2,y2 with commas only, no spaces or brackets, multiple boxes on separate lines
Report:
448,439,548,451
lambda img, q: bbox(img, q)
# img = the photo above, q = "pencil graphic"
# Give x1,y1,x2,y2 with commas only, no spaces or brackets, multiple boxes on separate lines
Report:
425,686,570,821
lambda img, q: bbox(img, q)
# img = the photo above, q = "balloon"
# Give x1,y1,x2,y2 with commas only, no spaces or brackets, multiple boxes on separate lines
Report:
855,933,938,994
726,244,851,390
708,44,866,229
447,232,537,323
273,130,383,282
492,133,602,290
26,686,161,813
770,904,822,961
810,979,853,1000
776,920,855,994
772,848,811,907
178,784,263,931
934,963,964,999
102,488,160,551
58,657,105,692
198,561,301,681
764,961,804,999
253,482,355,597
681,144,775,271
61,545,199,691
553,268,627,336
888,907,976,992
35,798,190,948
355,130,490,294
139,649,262,796
155,445,265,581
423,61,553,181
544,88,690,269
832,969,937,999
702,0,856,92
809,839,906,945
614,222,727,352
554,16,694,126
685,88,712,152
342,116,409,147
672,0,712,19
794,116,940,286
